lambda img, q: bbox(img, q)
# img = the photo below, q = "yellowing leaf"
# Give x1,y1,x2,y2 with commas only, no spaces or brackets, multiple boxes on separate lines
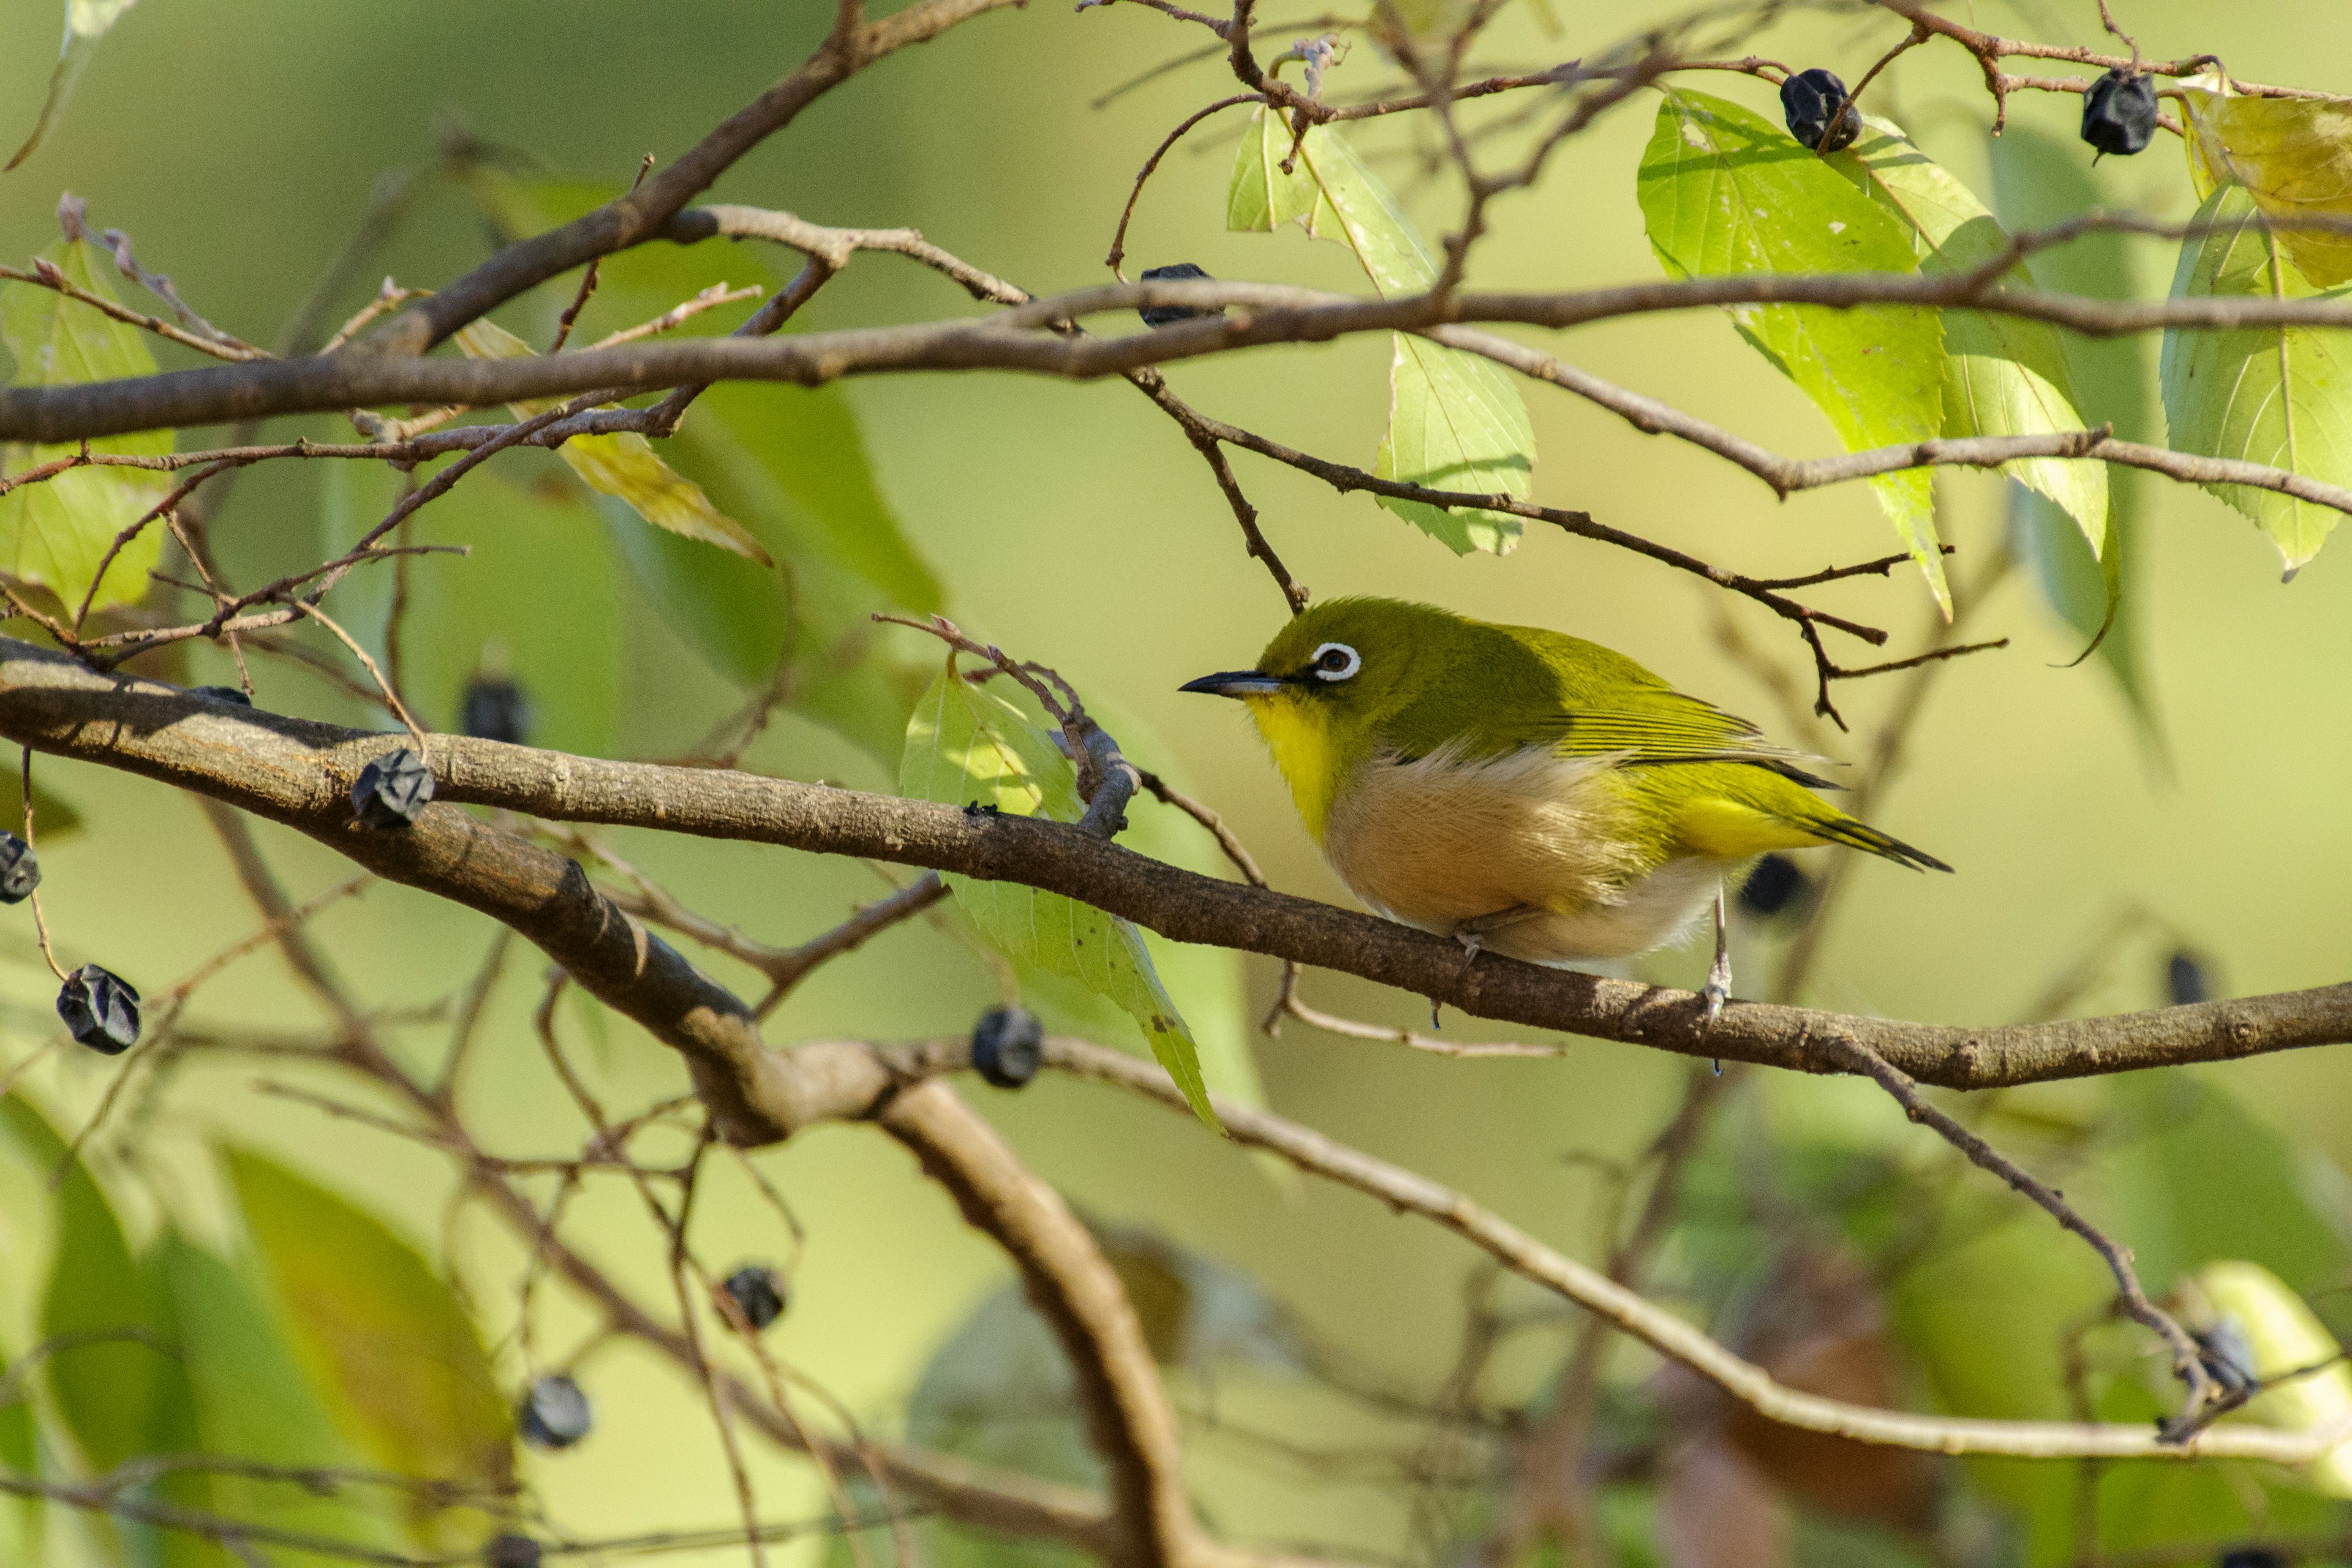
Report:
899,654,1219,1130
453,318,772,565
2193,1261,2352,1496
1844,116,2108,559
2180,77,2352,288
2159,183,2352,573
1227,108,1535,555
0,239,170,612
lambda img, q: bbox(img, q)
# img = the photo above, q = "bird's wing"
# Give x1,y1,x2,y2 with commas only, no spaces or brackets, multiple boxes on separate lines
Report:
1545,693,1842,786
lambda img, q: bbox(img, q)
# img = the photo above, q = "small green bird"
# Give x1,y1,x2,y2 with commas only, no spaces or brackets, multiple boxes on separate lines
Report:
1181,597,1949,1015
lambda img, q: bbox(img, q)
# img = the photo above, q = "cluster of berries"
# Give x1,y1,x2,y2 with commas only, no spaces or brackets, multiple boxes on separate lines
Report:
1779,64,2156,160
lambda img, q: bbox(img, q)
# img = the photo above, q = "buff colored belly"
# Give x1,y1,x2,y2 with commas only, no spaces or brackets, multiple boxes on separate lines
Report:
1319,746,1723,963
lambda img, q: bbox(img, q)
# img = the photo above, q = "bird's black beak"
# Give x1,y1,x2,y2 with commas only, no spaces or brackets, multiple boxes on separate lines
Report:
1179,670,1286,698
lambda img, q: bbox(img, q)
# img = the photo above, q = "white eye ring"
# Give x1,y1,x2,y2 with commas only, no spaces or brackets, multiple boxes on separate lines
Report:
1310,642,1361,682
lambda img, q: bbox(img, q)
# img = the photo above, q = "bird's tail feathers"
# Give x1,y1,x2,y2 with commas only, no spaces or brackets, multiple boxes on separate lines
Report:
1803,810,1953,873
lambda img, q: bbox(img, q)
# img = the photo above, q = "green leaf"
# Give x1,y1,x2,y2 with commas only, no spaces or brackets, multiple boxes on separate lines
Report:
224,1147,513,1545
1988,126,2160,748
1840,116,2108,557
1637,89,1950,609
898,654,1218,1129
2159,182,2352,575
154,1232,408,1561
453,318,772,564
1226,108,1534,554
0,1348,39,1563
0,239,171,613
987,692,1272,1142
6,1,141,172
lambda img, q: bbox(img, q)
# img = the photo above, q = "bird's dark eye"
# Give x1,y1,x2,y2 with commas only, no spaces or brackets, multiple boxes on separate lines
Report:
1310,642,1361,682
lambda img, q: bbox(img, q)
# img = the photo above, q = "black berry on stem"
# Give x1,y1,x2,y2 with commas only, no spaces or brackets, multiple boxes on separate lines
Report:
1137,263,1222,330
0,832,39,905
58,964,139,1054
517,1373,592,1450
461,676,530,746
1781,68,1862,154
971,1005,1044,1088
351,748,434,829
2081,69,2158,158
722,1264,788,1331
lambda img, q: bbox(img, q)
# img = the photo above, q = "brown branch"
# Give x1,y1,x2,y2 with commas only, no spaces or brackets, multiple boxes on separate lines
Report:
1811,1031,2224,1439
40,270,2352,444
1,639,2346,1094
363,0,1030,355
879,1081,1207,1568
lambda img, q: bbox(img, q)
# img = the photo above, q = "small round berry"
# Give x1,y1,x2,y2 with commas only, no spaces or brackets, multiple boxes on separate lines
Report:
190,685,252,707
971,1005,1044,1089
483,1535,543,1568
58,964,139,1055
722,1264,788,1332
2165,949,2212,1007
1736,853,1812,921
2220,1550,2290,1568
1137,263,1221,330
2081,69,2158,159
461,676,530,747
0,831,40,905
1781,67,1861,154
516,1373,592,1451
351,748,435,830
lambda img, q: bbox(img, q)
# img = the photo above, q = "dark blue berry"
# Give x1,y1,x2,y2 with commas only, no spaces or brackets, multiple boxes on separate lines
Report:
1138,263,1221,329
723,1265,788,1331
191,685,252,706
1781,68,1861,154
971,1005,1044,1089
58,964,138,1055
352,748,434,829
2196,1319,2258,1395
2166,949,2211,1006
484,1536,543,1568
2081,69,2158,158
1737,853,1812,920
517,1374,591,1450
0,832,39,905
2220,1550,2289,1568
461,676,529,746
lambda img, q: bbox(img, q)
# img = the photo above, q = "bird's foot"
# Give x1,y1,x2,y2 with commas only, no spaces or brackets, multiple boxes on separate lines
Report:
1702,884,1732,1025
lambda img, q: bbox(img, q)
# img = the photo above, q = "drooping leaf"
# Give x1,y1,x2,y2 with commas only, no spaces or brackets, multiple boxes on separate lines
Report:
1227,108,1535,554
224,1147,513,1543
6,0,141,172
155,1232,409,1561
1988,126,2160,747
2159,182,2352,575
1002,690,1269,1132
0,239,172,613
1841,116,2108,556
1637,89,1950,609
899,654,1218,1129
2179,75,2352,288
453,317,771,564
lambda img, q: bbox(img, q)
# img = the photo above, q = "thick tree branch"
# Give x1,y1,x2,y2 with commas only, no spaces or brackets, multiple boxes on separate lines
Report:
28,273,2352,444
0,640,2345,1094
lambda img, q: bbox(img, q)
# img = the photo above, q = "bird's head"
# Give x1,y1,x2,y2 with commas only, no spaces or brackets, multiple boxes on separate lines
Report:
1180,597,1447,835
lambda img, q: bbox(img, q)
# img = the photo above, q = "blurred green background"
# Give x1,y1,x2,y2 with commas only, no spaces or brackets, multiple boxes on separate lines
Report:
1,0,2350,1562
